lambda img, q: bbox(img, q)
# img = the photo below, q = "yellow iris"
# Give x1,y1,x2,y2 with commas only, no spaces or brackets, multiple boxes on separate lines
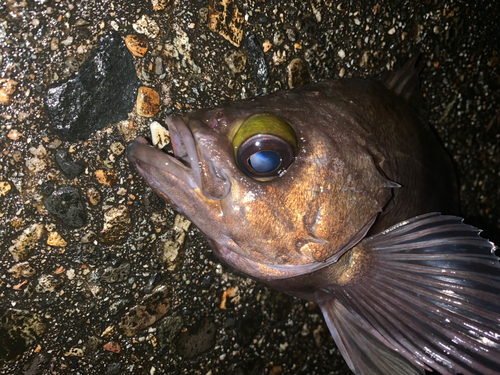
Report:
232,114,299,154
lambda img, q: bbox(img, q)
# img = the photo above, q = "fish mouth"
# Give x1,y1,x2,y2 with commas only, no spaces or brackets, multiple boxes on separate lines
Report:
126,117,230,201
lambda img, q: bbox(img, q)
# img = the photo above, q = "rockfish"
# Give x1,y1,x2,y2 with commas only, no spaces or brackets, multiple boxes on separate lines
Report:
127,58,500,375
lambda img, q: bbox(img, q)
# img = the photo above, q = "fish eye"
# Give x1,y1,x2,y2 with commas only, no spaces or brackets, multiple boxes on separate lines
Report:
232,114,298,179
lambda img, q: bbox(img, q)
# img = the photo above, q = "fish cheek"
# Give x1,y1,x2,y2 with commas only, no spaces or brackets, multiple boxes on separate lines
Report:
218,182,295,264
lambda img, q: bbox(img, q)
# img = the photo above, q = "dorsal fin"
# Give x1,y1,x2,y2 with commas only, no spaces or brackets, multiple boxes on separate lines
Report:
381,54,423,103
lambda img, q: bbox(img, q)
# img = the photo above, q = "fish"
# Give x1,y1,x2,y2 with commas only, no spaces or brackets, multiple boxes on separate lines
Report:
126,58,500,375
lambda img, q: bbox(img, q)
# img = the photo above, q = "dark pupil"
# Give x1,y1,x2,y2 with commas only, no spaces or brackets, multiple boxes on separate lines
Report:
248,151,282,173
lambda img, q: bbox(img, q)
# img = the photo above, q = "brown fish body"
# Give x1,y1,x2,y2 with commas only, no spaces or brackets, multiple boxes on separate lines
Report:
127,62,500,375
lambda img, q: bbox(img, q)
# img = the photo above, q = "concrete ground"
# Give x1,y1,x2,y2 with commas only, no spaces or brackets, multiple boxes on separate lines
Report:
1,0,499,374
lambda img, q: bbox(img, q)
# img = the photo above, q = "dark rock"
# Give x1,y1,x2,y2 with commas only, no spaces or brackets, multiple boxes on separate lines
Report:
143,187,165,212
119,285,170,337
109,299,129,316
24,352,49,375
247,34,268,87
101,263,130,283
144,272,162,294
177,317,216,359
300,17,319,38
44,31,141,141
235,310,262,346
258,15,268,24
105,363,122,375
0,310,47,362
55,149,85,179
157,316,183,349
200,273,214,290
43,186,87,228
40,180,55,196
224,316,236,330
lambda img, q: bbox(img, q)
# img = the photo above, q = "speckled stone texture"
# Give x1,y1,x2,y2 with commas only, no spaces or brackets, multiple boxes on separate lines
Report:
0,0,499,374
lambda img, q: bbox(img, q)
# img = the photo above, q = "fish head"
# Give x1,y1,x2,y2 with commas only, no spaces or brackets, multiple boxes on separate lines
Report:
127,83,393,281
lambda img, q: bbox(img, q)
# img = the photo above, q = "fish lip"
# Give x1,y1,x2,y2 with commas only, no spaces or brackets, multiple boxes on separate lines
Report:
166,116,195,169
127,117,202,189
126,136,198,190
127,118,230,201
126,116,203,188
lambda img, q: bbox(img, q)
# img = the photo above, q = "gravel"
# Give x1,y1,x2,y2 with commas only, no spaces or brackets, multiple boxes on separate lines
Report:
0,1,499,374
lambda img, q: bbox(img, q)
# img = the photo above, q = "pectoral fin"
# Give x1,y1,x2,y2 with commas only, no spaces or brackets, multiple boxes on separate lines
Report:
319,213,500,375
320,299,424,375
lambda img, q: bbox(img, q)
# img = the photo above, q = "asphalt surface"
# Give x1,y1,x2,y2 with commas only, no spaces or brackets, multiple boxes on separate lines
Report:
1,1,499,374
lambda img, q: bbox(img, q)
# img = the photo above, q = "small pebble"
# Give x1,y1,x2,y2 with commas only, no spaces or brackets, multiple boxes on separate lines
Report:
151,0,169,11
8,262,36,278
60,36,73,46
47,231,67,247
137,87,160,117
225,50,247,74
208,0,244,47
7,129,22,140
125,34,149,57
132,14,160,39
262,40,272,52
0,79,18,106
64,348,84,357
150,121,170,149
0,181,11,197
155,57,163,75
81,230,96,244
273,31,285,46
13,151,23,163
65,56,79,71
286,28,296,42
8,224,45,261
100,205,132,243
119,285,170,337
103,342,121,353
29,145,46,157
87,187,101,205
66,268,76,280
287,58,311,89
36,274,62,293
95,170,117,187
50,38,59,51
110,142,125,155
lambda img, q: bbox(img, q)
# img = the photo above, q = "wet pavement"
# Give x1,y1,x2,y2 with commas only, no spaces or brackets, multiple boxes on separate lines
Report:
1,0,499,374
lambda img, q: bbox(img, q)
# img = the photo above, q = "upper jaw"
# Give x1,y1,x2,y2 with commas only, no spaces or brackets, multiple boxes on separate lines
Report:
126,116,231,201
126,136,197,190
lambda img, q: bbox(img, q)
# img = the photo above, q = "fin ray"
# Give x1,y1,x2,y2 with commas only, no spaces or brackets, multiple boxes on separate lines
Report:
320,299,425,375
319,213,500,375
